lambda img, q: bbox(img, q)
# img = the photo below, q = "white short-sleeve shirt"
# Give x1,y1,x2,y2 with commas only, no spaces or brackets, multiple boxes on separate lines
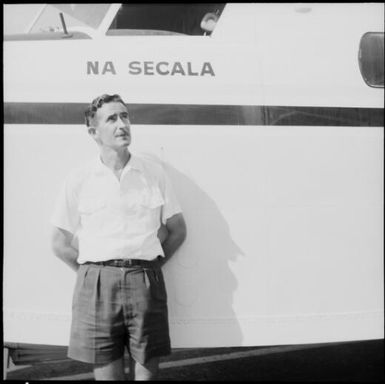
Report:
51,154,182,263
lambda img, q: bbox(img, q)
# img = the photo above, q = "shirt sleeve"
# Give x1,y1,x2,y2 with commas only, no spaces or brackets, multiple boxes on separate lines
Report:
50,175,80,234
160,170,182,225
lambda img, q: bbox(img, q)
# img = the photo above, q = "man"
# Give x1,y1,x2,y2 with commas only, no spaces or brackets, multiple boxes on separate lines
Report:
51,94,187,380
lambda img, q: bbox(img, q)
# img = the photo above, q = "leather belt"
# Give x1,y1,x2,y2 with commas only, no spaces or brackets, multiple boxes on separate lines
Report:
84,258,159,268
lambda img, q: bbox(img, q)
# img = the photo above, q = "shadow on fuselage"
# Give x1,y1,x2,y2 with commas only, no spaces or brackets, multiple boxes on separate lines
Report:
159,160,244,347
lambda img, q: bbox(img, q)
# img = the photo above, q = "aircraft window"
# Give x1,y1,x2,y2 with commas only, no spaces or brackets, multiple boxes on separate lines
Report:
4,4,111,41
359,32,384,88
107,4,225,36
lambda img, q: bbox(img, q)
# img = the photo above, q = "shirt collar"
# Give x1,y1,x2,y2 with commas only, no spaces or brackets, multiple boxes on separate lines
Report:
94,153,144,174
127,154,144,172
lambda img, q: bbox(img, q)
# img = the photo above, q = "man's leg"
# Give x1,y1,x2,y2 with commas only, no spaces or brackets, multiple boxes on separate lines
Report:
94,356,126,381
129,356,160,381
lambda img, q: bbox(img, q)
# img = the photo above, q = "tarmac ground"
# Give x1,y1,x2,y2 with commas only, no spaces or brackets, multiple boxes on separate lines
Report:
5,339,384,381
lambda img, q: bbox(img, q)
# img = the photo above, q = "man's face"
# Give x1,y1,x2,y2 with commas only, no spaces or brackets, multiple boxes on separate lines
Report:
91,101,131,149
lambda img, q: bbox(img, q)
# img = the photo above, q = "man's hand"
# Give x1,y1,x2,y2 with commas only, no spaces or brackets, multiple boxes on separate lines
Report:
159,213,187,266
51,226,80,272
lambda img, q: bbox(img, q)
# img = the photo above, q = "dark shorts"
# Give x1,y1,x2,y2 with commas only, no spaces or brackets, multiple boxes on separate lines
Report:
68,262,171,365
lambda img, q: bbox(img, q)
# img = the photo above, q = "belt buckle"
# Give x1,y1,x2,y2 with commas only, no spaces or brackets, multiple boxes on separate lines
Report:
123,259,133,267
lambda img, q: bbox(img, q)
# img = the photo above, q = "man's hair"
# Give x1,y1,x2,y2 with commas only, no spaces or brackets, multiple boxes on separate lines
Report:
84,94,127,127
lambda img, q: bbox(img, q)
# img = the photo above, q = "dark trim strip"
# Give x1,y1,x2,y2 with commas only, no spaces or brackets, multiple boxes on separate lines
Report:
5,342,68,365
4,102,384,126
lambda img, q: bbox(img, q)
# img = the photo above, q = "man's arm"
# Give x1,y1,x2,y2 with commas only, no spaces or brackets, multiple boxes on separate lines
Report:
159,213,187,266
51,226,79,272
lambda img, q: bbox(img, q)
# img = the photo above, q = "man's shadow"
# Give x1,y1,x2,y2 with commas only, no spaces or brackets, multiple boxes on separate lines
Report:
160,161,244,347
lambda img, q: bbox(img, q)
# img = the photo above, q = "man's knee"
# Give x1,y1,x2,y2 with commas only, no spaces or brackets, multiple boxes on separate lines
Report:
132,356,160,381
93,356,126,381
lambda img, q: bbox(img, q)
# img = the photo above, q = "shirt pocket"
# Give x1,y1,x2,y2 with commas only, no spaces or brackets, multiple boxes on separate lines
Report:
141,187,165,209
78,197,106,215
